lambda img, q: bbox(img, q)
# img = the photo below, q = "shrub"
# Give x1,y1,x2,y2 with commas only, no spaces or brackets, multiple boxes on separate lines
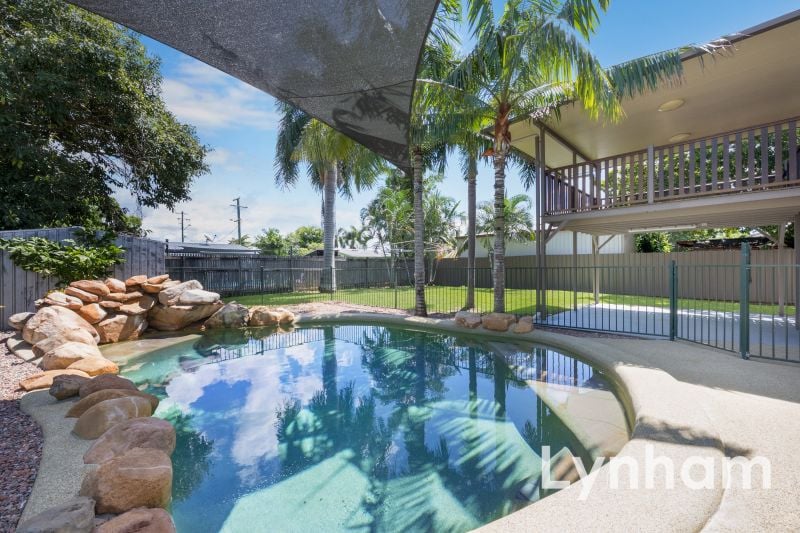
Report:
0,230,125,286
635,232,672,253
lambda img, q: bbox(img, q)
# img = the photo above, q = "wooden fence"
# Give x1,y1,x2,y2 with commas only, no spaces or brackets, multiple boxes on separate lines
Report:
0,227,165,327
433,249,797,304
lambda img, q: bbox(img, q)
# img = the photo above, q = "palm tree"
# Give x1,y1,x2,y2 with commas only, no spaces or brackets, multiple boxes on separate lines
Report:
275,104,380,291
477,194,534,267
432,0,688,312
336,225,367,250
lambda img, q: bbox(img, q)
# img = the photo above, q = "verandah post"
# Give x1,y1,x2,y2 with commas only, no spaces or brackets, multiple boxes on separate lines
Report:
740,242,751,359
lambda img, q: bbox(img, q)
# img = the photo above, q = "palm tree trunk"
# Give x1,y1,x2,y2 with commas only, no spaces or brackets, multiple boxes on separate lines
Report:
412,148,427,317
466,154,477,310
321,165,337,292
492,151,506,313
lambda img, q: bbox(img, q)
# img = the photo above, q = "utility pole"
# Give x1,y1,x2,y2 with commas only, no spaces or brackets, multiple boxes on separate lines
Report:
230,197,248,242
177,211,190,242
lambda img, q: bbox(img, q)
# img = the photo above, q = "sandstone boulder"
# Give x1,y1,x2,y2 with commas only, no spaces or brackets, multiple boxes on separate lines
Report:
44,291,84,310
68,357,119,377
105,277,126,293
94,314,147,343
43,291,82,309
73,396,153,439
77,303,107,324
454,311,482,329
140,282,166,294
19,369,91,391
177,289,220,305
79,374,138,398
80,448,172,513
148,302,222,331
481,313,517,332
23,306,99,345
95,507,176,533
125,275,148,288
85,417,176,464
70,279,111,297
157,280,202,306
49,374,91,400
41,341,103,370
147,274,170,285
512,316,534,334
32,330,98,358
8,311,34,330
99,300,123,310
161,280,181,289
118,295,156,316
65,286,100,303
68,388,159,418
104,291,143,303
16,496,95,533
248,306,295,327
204,302,250,329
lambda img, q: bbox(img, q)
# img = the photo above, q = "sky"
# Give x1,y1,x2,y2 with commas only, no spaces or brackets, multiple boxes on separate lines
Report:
120,0,800,244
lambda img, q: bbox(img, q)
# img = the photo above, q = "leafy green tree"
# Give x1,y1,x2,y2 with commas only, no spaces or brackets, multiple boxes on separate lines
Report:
254,228,290,256
287,225,324,255
435,0,687,311
275,106,380,290
228,235,252,247
0,0,208,231
635,232,672,253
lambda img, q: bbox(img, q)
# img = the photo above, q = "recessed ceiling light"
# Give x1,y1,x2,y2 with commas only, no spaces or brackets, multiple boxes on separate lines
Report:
658,99,685,112
669,133,691,142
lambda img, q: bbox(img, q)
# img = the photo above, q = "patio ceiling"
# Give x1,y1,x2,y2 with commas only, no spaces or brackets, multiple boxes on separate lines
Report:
509,9,800,169
68,0,440,170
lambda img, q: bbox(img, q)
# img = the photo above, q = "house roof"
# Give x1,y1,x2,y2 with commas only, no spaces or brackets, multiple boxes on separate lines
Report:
509,10,800,169
304,248,386,259
167,242,258,254
68,0,440,169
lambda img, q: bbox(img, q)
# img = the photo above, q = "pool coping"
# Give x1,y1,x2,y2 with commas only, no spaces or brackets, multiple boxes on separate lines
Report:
20,312,800,531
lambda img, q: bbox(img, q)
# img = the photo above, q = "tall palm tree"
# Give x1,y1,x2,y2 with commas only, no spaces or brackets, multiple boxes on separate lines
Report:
434,0,689,312
275,104,380,291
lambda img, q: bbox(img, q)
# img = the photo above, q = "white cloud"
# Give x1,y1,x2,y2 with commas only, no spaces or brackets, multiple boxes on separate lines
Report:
161,60,278,131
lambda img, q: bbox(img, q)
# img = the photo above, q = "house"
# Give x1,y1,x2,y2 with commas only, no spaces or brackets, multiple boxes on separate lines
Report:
459,230,631,258
166,241,259,255
304,248,387,259
506,10,800,315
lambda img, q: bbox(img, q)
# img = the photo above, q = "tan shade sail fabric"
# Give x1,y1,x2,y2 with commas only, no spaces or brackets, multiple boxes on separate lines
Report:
69,0,440,169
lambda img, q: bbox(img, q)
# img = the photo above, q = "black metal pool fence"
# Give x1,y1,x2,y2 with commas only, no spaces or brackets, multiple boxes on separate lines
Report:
168,245,800,363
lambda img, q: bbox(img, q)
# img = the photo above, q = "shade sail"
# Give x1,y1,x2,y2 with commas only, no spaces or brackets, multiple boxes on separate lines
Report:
69,0,440,169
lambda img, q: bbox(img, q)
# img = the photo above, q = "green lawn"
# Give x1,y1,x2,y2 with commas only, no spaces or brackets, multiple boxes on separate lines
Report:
225,286,795,317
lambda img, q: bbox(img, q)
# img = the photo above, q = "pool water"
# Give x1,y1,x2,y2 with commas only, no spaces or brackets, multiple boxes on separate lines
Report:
117,324,625,533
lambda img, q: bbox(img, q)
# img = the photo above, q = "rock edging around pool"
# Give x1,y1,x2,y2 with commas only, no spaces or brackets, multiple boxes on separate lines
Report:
294,312,730,533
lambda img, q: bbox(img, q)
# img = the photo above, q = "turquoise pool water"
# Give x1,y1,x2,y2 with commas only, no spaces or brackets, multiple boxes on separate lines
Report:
118,324,623,532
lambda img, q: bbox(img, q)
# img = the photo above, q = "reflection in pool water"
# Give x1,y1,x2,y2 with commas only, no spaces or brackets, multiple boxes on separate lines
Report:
118,325,623,533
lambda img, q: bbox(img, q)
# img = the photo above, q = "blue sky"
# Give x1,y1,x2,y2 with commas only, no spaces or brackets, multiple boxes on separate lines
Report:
124,0,799,243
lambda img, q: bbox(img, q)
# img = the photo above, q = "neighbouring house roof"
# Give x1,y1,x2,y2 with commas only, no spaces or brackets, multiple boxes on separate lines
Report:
509,10,800,168
304,248,386,259
167,242,258,255
67,0,440,169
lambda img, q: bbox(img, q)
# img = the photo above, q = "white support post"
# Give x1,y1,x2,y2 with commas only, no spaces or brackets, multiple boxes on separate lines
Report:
539,126,548,319
572,231,578,311
795,214,800,328
647,145,655,204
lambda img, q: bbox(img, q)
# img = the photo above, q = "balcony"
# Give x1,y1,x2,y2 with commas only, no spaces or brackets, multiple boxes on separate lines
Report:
544,117,800,218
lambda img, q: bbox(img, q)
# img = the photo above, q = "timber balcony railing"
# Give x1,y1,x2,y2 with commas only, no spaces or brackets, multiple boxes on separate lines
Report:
544,116,800,216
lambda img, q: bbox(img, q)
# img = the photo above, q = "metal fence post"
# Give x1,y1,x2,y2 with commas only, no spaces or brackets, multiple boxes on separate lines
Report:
330,266,335,301
740,243,751,360
669,260,677,341
393,268,398,309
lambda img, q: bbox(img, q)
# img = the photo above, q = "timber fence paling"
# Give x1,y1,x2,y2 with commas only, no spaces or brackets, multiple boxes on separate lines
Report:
0,227,166,327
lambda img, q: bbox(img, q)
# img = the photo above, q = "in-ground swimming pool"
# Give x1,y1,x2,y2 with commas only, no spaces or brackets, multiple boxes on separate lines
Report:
114,324,628,532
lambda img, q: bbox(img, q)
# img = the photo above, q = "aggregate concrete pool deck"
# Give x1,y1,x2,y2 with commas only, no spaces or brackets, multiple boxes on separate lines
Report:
20,312,800,532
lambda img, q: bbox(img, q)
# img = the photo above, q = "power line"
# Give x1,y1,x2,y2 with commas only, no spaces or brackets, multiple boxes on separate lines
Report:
177,211,191,243
230,197,248,241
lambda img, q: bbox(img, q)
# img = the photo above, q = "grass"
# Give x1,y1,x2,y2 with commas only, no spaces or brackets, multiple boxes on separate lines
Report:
225,285,795,317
